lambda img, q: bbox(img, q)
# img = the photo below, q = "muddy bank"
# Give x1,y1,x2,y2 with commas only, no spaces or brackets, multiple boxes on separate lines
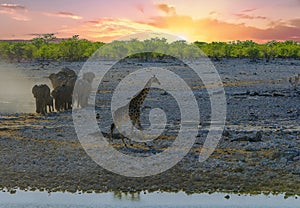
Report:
0,112,299,196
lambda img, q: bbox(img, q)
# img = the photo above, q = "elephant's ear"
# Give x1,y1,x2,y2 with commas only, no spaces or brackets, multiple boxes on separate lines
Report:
32,85,38,96
49,73,56,80
43,84,51,93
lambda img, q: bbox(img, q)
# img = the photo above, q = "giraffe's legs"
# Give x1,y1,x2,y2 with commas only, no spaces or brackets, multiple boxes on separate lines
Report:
137,118,143,132
137,121,143,132
110,123,115,141
129,124,134,146
110,123,128,147
120,134,127,147
137,118,147,145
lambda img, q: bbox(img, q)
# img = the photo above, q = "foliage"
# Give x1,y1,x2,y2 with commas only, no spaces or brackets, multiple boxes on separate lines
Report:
195,40,300,61
0,34,300,62
0,34,104,62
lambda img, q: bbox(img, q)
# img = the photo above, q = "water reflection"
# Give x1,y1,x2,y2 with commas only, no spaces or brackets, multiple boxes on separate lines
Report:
113,191,141,201
0,189,298,208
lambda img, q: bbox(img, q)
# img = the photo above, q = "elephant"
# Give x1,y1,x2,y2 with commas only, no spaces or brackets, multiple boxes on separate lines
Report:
72,72,95,108
32,84,51,115
48,67,77,89
49,73,65,89
47,67,77,111
73,79,92,108
82,72,95,83
61,67,77,78
51,85,73,111
65,76,77,89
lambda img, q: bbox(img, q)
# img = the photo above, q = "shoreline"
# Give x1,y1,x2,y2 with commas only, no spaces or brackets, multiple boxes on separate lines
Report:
0,189,299,208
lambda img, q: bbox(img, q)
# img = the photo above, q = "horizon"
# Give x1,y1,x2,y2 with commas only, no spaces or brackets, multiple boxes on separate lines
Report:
0,0,299,43
0,36,300,44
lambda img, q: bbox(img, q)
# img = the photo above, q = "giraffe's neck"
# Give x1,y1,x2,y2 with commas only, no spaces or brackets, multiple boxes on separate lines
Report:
132,87,150,106
144,79,153,89
130,78,154,108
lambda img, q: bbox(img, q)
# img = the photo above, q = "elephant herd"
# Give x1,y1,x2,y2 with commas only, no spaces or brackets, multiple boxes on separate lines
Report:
32,67,95,115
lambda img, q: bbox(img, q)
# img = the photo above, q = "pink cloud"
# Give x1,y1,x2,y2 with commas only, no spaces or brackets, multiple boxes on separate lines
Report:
241,8,257,13
135,4,144,13
235,13,267,20
253,19,300,41
43,11,82,20
0,3,26,10
0,3,29,21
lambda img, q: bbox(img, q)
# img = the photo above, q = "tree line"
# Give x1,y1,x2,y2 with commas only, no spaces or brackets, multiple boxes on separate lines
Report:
0,34,104,62
195,40,300,62
0,34,299,62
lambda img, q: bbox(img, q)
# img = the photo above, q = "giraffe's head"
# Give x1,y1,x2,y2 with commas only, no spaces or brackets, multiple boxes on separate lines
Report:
149,75,161,85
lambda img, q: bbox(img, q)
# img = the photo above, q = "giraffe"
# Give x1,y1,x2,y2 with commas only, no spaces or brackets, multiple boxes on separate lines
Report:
110,75,161,146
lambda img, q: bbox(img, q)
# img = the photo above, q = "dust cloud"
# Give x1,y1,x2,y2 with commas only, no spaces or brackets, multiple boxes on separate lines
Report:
0,62,51,113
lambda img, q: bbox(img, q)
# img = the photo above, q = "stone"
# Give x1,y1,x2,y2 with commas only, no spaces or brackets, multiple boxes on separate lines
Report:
224,195,230,199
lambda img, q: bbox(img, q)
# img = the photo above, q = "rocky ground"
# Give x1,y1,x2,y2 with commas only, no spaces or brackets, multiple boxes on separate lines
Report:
0,58,299,196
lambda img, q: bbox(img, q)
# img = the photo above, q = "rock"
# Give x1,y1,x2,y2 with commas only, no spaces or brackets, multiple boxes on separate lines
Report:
231,135,249,142
272,92,285,97
222,129,231,137
231,131,262,142
251,131,262,142
9,189,17,194
260,93,272,97
249,91,259,96
232,91,249,96
224,195,230,199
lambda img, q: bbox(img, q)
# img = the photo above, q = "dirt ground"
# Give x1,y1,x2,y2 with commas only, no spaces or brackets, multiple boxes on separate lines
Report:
0,58,299,196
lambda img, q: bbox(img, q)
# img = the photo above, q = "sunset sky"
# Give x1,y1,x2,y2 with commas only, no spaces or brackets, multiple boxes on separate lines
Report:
0,0,299,43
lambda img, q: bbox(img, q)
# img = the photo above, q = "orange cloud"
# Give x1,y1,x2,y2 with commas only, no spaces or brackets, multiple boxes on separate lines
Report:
57,13,300,43
58,18,163,42
138,6,300,43
204,18,300,42
43,11,82,20
36,3,300,43
143,5,300,43
156,3,176,14
0,3,29,21
289,18,300,27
